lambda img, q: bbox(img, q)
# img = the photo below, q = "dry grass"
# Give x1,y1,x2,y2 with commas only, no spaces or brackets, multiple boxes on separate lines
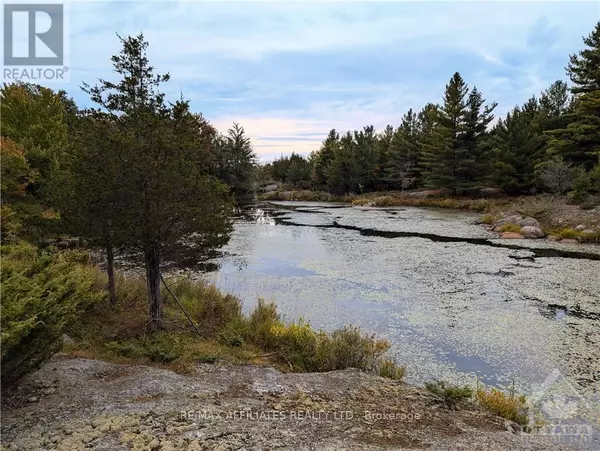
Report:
497,224,522,233
476,387,529,428
66,276,404,376
352,194,504,212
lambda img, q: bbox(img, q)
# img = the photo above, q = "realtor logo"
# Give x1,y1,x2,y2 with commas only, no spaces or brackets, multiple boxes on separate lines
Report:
4,4,63,65
528,369,597,446
2,3,69,81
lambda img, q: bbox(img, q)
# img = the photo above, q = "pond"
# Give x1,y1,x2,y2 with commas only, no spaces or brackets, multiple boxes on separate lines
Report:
202,201,599,437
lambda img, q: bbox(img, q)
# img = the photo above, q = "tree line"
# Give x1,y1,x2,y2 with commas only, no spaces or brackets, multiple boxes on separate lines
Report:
1,34,257,331
266,22,600,199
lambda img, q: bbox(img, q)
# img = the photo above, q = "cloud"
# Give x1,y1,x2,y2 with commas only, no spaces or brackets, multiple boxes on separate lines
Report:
57,1,600,160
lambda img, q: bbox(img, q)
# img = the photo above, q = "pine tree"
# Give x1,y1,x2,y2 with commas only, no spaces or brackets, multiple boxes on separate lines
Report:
386,109,421,190
77,34,233,330
547,22,600,168
489,102,546,194
420,72,469,193
460,87,497,186
312,129,339,187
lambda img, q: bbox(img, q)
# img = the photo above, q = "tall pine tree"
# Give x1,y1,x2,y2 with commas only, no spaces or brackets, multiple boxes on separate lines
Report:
420,72,469,193
547,22,600,168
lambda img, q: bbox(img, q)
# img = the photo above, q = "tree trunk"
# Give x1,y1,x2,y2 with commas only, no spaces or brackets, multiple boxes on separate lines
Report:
105,238,117,305
145,243,162,332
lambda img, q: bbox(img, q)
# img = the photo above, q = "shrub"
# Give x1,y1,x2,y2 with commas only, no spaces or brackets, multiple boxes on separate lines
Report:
476,387,529,427
568,167,591,204
497,223,522,233
378,359,405,381
424,380,473,409
1,242,104,386
590,165,600,193
315,326,390,372
537,157,573,194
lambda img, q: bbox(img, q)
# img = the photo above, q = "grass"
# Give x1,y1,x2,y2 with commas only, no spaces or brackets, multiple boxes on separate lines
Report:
476,387,529,428
66,275,405,378
424,380,473,409
547,227,600,244
352,194,499,212
497,223,522,233
258,190,349,202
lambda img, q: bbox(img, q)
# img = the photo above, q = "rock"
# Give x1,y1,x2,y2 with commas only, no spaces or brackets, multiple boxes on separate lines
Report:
582,229,595,235
547,235,560,241
62,334,74,345
504,420,522,435
27,396,39,403
492,215,522,231
574,224,586,231
501,232,525,239
560,238,578,244
518,217,540,228
520,226,545,239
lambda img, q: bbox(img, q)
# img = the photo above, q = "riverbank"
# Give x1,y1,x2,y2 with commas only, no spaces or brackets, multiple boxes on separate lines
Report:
258,191,600,244
1,356,590,451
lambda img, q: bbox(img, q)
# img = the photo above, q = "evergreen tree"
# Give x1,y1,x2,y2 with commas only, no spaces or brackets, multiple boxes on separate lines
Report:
77,34,233,330
420,72,470,193
326,131,359,194
460,87,497,186
312,129,339,187
386,109,421,190
547,22,600,168
211,122,258,196
488,102,545,194
352,125,378,191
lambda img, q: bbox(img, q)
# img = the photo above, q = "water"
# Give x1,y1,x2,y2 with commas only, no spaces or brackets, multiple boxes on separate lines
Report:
199,201,599,441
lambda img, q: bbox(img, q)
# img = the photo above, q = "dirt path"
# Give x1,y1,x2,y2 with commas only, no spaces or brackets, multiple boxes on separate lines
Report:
0,356,590,450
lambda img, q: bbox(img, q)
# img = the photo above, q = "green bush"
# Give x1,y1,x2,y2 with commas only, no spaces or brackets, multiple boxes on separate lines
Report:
1,242,104,386
568,167,591,204
424,380,473,409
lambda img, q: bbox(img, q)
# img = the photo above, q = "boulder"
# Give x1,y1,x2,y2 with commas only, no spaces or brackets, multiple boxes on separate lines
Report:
492,215,522,231
520,226,545,239
518,217,540,228
560,238,578,244
574,224,586,231
501,232,525,239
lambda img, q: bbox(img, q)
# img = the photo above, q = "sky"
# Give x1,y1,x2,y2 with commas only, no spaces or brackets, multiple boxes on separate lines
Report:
50,1,600,161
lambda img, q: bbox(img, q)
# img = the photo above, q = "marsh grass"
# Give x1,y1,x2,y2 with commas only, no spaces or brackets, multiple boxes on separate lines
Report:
67,277,403,377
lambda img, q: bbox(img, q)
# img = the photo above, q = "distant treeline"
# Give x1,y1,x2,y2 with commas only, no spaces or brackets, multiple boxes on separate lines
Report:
264,22,600,199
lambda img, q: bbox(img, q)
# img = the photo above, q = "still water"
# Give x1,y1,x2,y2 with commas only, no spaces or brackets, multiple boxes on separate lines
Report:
202,201,599,434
